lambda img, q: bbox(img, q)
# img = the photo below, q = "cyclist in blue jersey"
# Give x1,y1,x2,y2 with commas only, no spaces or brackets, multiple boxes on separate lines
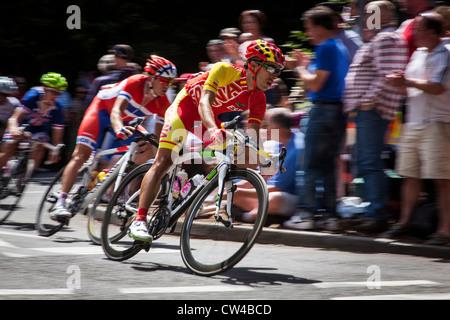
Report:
0,72,67,173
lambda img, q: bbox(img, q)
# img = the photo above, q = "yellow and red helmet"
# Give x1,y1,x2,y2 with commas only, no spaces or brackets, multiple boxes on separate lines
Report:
245,39,285,69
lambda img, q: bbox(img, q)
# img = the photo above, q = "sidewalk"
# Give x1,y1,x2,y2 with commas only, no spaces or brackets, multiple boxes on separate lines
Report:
256,226,450,260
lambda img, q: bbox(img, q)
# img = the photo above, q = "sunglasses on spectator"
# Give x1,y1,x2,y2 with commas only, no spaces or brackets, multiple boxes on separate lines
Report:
254,61,282,76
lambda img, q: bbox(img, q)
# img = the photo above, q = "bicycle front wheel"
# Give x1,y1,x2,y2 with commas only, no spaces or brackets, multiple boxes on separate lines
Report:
36,166,88,236
0,158,28,224
180,167,268,276
101,162,152,261
87,164,137,245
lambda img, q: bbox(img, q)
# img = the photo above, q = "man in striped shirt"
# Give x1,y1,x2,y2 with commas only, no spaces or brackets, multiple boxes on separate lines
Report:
343,1,409,233
385,12,450,245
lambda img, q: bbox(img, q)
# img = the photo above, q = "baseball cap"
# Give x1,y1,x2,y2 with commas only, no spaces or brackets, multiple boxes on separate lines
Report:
109,44,134,60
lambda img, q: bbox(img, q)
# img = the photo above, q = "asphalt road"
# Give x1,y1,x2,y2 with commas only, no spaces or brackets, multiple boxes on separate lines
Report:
1,177,450,303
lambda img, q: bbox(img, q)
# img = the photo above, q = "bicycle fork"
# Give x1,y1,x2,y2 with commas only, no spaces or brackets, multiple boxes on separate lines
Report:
214,163,235,228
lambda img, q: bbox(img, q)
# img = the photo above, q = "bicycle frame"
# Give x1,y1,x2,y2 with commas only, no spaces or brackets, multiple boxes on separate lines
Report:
72,139,141,215
122,122,286,234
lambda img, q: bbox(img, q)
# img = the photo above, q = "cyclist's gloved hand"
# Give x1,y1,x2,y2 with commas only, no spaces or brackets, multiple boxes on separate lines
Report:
116,126,134,140
208,128,227,144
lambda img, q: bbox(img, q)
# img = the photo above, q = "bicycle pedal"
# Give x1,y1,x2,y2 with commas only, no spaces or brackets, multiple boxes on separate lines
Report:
135,240,152,252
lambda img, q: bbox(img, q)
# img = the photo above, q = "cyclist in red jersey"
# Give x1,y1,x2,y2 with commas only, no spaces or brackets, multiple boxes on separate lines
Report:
129,40,285,242
50,55,177,222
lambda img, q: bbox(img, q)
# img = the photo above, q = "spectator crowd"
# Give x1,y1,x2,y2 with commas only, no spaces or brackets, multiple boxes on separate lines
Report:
1,1,450,246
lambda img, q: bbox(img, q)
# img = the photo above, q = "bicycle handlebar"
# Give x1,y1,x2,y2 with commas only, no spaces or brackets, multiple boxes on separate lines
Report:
17,125,65,152
220,116,242,130
114,117,159,147
219,115,287,174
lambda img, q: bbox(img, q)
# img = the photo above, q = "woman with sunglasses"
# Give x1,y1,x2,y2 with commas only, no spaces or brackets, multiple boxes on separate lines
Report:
50,55,177,222
128,39,285,242
0,72,67,172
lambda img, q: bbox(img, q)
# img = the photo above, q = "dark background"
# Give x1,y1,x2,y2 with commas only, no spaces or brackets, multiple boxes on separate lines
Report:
1,0,449,92
0,0,319,90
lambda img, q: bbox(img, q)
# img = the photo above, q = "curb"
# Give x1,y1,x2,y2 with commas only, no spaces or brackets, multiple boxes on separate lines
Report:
256,227,450,259
93,203,450,260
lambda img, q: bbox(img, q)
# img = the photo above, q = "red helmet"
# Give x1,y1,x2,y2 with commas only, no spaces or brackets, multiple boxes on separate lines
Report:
245,39,285,69
144,55,177,78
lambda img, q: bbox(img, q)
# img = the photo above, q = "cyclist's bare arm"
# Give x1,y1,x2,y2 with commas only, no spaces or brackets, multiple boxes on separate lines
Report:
48,127,64,163
7,108,26,139
110,95,131,136
198,89,217,131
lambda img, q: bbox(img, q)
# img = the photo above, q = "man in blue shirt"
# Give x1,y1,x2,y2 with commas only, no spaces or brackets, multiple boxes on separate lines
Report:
284,6,349,231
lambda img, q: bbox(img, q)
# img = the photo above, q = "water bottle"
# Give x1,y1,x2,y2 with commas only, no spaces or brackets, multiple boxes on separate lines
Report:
172,170,188,198
191,174,204,187
88,170,99,190
2,160,16,178
180,174,204,198
98,169,110,182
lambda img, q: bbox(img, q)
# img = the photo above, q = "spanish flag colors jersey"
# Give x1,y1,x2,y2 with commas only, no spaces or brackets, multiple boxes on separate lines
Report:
185,62,266,125
159,62,267,152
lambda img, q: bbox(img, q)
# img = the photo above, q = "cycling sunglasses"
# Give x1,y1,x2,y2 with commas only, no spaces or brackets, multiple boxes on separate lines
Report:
254,61,282,76
157,77,174,86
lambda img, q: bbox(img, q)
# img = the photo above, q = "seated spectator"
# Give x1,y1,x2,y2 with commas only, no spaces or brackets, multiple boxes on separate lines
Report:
233,108,304,224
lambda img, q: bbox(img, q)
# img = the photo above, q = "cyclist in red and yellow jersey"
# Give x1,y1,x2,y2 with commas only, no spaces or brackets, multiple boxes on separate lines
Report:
129,39,285,242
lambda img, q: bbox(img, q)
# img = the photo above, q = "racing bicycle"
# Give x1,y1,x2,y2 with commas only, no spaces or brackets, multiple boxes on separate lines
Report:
35,117,158,242
100,116,286,276
0,127,64,224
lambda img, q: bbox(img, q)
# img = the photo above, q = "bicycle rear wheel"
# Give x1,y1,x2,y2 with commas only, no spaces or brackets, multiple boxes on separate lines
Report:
35,166,88,236
101,163,152,261
180,167,268,276
0,158,28,224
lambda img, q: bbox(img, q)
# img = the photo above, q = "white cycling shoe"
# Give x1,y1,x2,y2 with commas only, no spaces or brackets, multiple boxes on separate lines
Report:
129,220,153,243
49,205,72,222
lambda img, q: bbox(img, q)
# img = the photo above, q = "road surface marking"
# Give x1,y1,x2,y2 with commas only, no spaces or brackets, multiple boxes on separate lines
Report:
119,285,253,294
313,280,439,288
332,292,450,300
0,288,74,295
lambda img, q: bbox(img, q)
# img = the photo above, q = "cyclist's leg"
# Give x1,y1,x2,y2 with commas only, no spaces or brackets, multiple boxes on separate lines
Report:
0,133,18,170
50,106,103,220
128,148,174,242
61,106,111,195
129,96,194,241
29,132,51,171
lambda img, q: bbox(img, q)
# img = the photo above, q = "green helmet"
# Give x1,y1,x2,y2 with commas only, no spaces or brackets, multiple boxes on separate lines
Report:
40,72,68,91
